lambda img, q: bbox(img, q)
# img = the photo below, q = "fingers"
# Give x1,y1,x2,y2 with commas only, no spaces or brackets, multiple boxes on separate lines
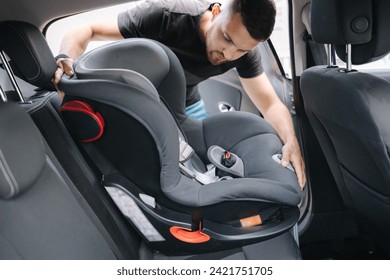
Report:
62,59,75,76
281,142,307,190
53,66,64,84
53,58,74,99
53,58,74,85
292,155,306,189
281,145,291,167
53,83,65,100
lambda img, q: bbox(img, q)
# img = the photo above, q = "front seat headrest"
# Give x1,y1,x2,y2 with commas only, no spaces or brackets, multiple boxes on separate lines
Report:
311,0,372,45
310,0,390,64
0,21,57,89
336,0,390,64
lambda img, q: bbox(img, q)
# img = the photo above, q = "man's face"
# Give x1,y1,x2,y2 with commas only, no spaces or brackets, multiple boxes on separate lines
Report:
205,10,260,65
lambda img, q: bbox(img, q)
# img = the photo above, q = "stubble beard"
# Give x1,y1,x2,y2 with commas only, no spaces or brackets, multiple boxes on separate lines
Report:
205,34,226,65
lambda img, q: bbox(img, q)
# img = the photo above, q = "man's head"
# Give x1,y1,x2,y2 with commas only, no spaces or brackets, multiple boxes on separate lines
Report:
231,0,276,42
204,0,276,65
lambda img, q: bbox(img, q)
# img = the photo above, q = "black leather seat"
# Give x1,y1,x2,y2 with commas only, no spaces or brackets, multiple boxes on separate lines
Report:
0,20,302,257
301,0,390,253
0,101,128,259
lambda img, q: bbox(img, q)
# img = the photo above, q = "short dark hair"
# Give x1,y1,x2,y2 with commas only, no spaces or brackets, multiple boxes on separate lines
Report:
231,0,276,41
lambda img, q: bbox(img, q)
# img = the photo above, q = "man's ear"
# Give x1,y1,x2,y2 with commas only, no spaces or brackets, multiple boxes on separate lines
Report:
211,3,221,18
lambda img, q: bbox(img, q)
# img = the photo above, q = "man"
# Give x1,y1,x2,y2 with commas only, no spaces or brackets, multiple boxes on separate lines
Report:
53,0,306,189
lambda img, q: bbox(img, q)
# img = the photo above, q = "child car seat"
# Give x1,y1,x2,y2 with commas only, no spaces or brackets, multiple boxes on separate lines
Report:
0,20,302,255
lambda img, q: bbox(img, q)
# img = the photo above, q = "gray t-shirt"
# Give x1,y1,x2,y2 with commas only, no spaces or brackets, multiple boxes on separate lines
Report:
118,0,263,105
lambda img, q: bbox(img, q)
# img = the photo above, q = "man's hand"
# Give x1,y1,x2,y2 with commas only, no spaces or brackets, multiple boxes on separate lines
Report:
53,18,123,87
281,137,306,190
53,57,74,99
53,57,74,85
240,74,307,191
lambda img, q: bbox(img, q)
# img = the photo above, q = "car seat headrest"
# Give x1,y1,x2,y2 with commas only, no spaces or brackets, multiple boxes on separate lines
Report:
74,38,188,123
311,0,372,45
310,0,390,64
335,0,390,64
0,102,46,199
76,39,170,91
0,21,57,90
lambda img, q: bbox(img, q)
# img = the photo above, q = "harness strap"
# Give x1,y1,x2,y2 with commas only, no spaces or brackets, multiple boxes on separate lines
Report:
178,135,219,184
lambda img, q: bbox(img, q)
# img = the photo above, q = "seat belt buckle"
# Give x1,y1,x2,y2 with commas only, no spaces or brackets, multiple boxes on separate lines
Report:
207,145,244,178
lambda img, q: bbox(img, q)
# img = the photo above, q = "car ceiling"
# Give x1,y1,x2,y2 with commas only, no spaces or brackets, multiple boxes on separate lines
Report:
0,0,313,34
0,0,136,29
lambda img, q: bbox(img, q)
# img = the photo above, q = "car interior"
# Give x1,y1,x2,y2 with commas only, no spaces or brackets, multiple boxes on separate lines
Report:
0,0,389,260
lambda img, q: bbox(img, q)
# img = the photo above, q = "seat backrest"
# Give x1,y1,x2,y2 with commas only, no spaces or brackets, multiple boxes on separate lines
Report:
0,101,124,259
300,0,390,253
73,39,207,159
75,38,188,124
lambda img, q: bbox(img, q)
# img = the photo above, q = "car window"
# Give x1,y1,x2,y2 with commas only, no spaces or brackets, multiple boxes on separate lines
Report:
46,3,133,55
269,0,291,78
46,0,292,77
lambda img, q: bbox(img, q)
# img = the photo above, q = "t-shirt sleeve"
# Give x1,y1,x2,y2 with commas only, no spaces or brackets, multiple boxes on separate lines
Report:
235,47,264,79
117,0,166,40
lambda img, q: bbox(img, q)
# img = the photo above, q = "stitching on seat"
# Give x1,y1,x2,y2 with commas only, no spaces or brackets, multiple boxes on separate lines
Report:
0,149,19,198
6,23,41,81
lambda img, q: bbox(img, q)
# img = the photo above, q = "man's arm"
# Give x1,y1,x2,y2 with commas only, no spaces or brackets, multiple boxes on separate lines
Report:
240,73,306,189
53,17,123,84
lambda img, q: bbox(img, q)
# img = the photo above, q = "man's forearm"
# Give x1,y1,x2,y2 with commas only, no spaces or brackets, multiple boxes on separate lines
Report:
262,101,306,188
53,19,123,85
263,102,296,145
58,25,94,59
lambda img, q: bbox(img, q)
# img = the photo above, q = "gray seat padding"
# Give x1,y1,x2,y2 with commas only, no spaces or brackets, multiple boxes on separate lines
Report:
60,39,302,254
0,102,120,259
301,0,390,253
69,39,302,207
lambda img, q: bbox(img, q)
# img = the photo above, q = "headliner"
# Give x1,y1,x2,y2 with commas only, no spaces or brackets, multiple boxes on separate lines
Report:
0,0,136,29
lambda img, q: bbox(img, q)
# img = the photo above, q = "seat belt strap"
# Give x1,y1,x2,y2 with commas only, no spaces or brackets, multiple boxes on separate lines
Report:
179,135,194,162
180,160,219,185
303,31,328,66
178,135,219,184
